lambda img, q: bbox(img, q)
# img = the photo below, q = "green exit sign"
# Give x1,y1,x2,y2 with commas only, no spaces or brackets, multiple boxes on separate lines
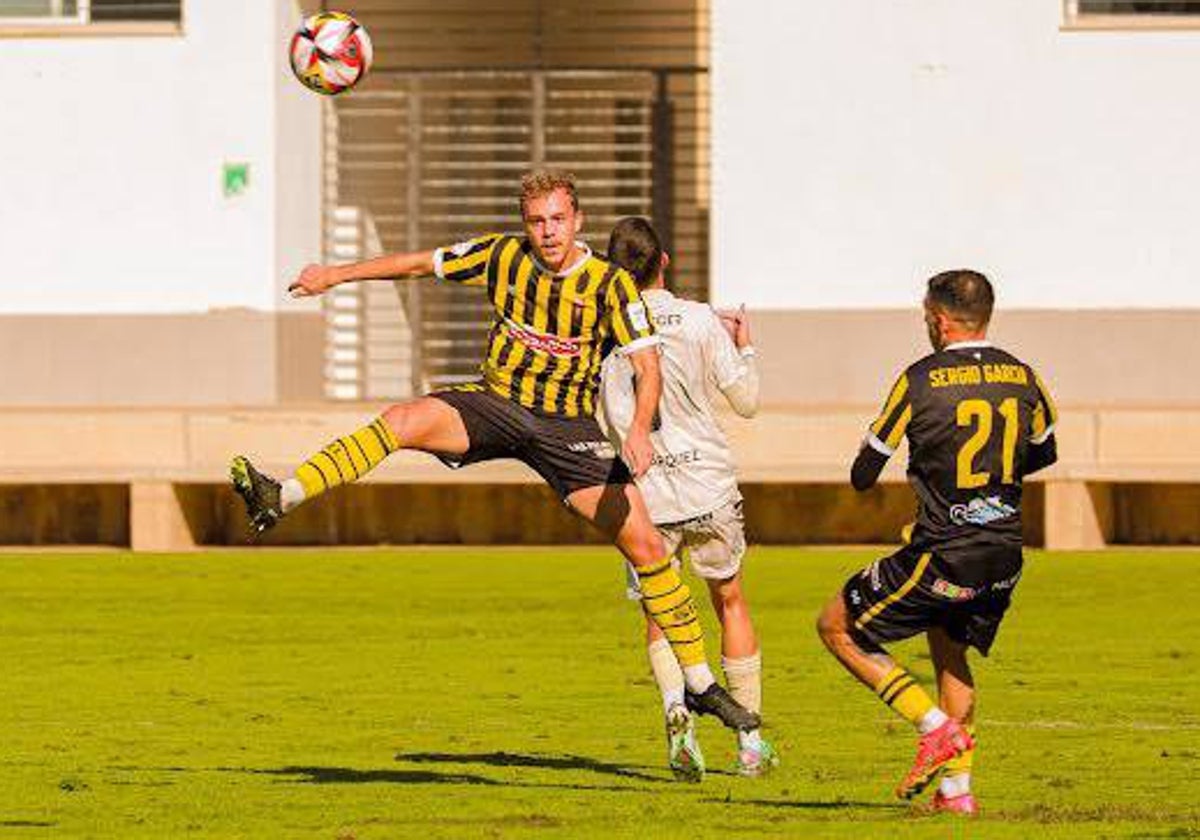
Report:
223,162,250,197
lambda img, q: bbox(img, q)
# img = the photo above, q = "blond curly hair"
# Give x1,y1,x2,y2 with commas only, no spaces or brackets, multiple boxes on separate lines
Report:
519,169,579,216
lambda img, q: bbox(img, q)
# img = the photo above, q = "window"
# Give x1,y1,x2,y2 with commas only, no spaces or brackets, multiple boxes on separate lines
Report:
0,0,181,26
1065,0,1200,26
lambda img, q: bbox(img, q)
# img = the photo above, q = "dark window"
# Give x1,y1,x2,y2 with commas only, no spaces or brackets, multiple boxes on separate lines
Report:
1077,1,1200,12
89,0,180,22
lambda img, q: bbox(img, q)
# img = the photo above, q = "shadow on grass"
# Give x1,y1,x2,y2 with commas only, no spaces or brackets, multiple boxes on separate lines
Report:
245,766,500,786
395,751,664,783
707,797,904,812
128,762,664,794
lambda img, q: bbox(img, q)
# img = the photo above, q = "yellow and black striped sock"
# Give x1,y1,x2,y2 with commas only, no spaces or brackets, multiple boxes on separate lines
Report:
944,724,976,777
637,558,708,667
295,416,399,501
875,665,937,727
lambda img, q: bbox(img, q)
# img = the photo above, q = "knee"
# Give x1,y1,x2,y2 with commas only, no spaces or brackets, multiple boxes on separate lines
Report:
815,601,846,646
381,400,433,445
625,525,666,566
380,403,413,440
710,578,745,616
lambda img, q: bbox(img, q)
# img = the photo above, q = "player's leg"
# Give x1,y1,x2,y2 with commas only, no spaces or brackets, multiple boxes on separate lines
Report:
625,528,705,781
688,498,778,776
231,396,470,531
706,572,778,775
815,549,972,799
568,482,759,732
643,619,705,782
927,626,978,815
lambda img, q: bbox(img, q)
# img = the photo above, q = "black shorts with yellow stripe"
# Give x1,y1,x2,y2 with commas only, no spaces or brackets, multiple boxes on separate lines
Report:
842,542,1023,656
430,383,632,499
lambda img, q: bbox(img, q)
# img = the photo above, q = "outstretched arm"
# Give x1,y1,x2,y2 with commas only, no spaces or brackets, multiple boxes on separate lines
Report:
624,346,663,478
288,250,437,298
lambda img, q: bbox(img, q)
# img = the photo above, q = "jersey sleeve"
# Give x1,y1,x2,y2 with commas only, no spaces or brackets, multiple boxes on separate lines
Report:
1029,369,1058,445
603,269,659,353
867,371,913,456
432,233,502,287
598,353,636,443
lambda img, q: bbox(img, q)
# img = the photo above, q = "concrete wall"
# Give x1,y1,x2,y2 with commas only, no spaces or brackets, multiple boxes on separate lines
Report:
0,0,323,403
711,0,1200,310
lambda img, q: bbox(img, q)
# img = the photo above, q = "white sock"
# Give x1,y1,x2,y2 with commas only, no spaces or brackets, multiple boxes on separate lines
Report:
940,772,971,797
682,663,716,694
280,478,306,513
724,652,765,752
918,706,950,735
738,729,763,752
646,638,687,713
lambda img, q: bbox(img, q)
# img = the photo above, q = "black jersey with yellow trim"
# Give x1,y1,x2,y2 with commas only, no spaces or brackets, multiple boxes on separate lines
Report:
432,233,659,418
866,340,1058,550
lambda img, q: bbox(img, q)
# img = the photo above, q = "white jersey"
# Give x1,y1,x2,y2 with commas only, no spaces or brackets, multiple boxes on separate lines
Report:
600,288,755,524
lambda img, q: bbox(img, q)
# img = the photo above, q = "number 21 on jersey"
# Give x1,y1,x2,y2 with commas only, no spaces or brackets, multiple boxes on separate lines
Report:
956,397,1019,489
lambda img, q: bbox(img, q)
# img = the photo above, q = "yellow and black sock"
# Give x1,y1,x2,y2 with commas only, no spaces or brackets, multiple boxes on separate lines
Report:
636,558,707,667
295,416,399,501
875,665,938,727
944,724,976,776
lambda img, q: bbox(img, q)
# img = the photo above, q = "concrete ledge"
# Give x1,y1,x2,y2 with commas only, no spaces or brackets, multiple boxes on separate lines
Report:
0,405,1196,550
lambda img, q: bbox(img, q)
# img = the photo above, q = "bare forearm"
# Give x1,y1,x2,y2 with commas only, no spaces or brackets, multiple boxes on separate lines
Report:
629,351,662,433
332,250,435,285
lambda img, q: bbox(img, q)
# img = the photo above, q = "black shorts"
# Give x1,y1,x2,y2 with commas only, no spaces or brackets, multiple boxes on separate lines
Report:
842,542,1023,656
430,384,632,499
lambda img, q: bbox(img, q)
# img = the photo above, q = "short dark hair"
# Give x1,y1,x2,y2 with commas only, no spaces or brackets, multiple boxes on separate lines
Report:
607,217,663,290
926,269,994,330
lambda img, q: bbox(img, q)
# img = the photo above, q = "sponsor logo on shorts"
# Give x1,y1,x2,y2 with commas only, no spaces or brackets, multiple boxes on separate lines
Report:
932,578,977,601
568,440,617,459
991,570,1022,592
950,495,1017,526
849,589,862,606
868,560,883,592
504,317,581,358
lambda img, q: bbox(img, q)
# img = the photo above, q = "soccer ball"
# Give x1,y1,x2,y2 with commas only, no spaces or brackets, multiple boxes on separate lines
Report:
289,11,373,96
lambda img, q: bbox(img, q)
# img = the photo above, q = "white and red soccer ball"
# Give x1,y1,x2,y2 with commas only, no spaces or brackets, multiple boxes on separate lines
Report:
289,11,373,96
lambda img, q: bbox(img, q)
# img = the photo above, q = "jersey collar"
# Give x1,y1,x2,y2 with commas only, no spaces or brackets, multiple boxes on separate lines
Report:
944,339,993,351
530,241,592,277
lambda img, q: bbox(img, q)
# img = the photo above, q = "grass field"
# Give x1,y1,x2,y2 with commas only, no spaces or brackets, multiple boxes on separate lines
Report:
2,547,1198,839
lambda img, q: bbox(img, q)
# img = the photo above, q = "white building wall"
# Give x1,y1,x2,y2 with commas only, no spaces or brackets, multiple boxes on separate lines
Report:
712,0,1200,309
1,0,321,315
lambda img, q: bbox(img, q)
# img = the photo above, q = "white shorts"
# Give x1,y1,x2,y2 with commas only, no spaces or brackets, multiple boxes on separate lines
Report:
625,495,747,599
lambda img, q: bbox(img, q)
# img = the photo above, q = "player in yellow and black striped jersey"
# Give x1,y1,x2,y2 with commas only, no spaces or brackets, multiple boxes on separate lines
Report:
817,270,1059,812
227,170,761,738
432,230,656,419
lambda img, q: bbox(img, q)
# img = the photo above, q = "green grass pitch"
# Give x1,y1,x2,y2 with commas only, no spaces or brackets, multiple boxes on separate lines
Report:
2,547,1198,838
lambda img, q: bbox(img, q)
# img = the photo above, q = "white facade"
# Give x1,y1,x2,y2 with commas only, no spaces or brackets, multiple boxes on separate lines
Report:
712,1,1200,309
1,0,322,315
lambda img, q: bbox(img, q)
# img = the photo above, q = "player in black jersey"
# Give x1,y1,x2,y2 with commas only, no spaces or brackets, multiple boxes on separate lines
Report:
817,269,1058,814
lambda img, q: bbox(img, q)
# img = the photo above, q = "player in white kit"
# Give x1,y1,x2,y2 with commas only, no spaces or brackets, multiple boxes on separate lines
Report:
600,217,778,781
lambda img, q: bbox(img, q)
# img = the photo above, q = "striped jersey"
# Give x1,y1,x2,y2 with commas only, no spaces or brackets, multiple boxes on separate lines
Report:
433,234,659,418
867,340,1058,549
